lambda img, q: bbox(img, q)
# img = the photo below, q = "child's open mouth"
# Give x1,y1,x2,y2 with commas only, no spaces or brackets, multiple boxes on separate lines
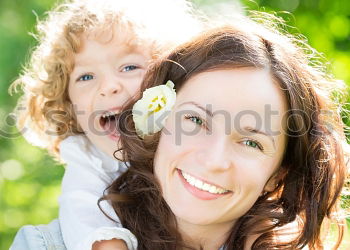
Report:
99,111,120,140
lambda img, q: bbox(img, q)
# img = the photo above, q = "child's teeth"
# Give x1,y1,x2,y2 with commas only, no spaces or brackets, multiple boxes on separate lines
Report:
102,111,117,118
181,171,228,194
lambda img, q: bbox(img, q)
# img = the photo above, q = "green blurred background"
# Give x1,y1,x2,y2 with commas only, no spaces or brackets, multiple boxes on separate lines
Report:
0,0,349,249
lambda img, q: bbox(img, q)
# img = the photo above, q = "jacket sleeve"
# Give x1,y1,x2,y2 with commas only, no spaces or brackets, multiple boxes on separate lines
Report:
58,136,137,250
10,219,66,250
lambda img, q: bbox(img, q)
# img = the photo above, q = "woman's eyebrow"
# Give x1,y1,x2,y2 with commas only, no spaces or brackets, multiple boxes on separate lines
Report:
178,102,276,146
178,101,213,117
243,126,276,149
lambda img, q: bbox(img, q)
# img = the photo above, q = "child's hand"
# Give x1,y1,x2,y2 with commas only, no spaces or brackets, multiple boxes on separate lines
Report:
92,239,128,250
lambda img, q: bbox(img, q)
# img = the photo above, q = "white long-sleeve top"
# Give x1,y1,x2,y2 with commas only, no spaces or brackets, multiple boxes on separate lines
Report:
58,135,138,250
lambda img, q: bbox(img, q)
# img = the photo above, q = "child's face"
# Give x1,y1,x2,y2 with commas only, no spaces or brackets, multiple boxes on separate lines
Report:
68,33,151,157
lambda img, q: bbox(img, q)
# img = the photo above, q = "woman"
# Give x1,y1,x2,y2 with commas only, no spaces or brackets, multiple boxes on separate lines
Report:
106,14,348,250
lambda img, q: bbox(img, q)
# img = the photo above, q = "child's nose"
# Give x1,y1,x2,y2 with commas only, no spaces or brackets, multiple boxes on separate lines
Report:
99,78,123,97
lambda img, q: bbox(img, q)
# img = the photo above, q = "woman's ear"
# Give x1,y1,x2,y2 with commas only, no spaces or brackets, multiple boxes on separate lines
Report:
264,175,278,192
263,168,287,192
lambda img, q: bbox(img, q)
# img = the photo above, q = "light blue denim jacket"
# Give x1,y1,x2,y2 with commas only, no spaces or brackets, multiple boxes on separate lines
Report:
10,219,66,250
10,219,227,250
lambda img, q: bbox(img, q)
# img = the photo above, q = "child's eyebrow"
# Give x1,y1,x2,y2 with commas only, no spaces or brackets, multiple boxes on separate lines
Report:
74,59,95,67
73,48,143,67
122,42,139,53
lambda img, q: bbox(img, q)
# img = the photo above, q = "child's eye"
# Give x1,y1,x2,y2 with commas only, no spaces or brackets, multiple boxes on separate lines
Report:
242,139,264,151
77,74,94,81
184,114,205,127
122,65,139,72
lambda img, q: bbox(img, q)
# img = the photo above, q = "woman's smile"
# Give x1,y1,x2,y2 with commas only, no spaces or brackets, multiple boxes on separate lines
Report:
177,169,232,200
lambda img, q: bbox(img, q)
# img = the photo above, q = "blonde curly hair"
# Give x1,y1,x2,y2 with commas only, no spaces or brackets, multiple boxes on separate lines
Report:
11,0,204,158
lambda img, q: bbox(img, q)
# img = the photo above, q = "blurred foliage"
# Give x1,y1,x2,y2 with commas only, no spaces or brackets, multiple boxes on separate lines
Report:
0,0,349,249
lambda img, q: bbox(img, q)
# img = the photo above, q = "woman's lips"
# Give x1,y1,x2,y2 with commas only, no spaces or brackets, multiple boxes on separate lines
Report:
177,169,232,201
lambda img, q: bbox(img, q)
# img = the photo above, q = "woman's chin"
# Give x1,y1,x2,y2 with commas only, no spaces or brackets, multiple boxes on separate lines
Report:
175,212,217,226
169,200,221,226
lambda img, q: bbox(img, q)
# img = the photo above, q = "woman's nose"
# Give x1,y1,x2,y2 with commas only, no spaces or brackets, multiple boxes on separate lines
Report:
196,137,232,172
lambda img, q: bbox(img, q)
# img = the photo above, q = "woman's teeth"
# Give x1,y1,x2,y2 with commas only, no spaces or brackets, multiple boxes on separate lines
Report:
181,171,229,194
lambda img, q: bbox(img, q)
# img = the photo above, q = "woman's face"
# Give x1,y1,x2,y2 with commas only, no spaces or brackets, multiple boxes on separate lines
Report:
154,68,288,228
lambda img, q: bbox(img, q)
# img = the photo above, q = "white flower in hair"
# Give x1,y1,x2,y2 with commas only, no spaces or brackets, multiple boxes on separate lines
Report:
132,80,176,138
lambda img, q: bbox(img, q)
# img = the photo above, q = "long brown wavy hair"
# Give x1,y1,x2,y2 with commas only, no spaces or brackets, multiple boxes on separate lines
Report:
103,14,348,249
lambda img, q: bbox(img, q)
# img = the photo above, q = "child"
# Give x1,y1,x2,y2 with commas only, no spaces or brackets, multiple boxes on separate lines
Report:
11,0,203,249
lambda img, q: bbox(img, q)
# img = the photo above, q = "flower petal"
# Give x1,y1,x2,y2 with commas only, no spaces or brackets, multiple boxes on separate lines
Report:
132,80,176,138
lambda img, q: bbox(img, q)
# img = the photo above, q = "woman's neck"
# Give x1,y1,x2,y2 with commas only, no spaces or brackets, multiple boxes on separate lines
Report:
177,218,235,250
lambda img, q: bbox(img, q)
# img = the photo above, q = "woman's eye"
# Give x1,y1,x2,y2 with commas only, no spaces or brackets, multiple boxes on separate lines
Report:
77,74,94,81
122,65,139,72
243,140,263,151
185,115,204,126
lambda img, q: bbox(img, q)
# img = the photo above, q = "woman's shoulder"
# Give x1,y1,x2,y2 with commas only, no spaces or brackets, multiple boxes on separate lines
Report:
10,219,66,250
243,218,303,249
